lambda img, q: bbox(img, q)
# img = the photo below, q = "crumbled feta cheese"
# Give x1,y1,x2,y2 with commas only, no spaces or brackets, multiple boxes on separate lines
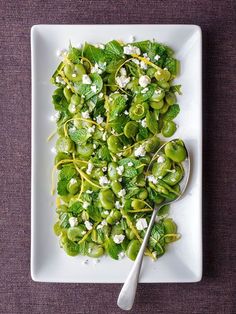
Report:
140,60,148,70
157,156,165,163
91,63,103,74
154,89,162,95
86,162,93,175
69,178,77,185
82,74,92,85
116,165,124,175
86,190,93,194
147,175,157,184
69,103,76,113
115,201,122,209
88,125,96,134
113,234,125,244
123,45,141,55
118,189,126,198
118,252,125,260
82,259,89,265
93,144,97,149
132,58,140,65
154,54,160,61
81,231,86,235
129,35,135,43
49,112,60,122
136,218,148,231
141,118,147,128
83,201,90,209
102,166,107,172
120,67,127,76
81,111,90,119
91,85,97,93
69,217,78,227
139,75,151,88
141,87,149,94
124,110,129,115
95,43,105,49
72,73,76,78
97,220,107,229
84,220,93,230
127,162,133,167
98,92,103,99
55,76,66,85
115,75,131,88
104,210,109,215
134,145,146,157
102,132,107,141
96,115,104,124
99,176,110,186
143,53,149,59
118,178,122,182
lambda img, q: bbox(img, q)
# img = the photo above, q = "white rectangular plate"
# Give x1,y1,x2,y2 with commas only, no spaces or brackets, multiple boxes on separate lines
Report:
31,24,202,283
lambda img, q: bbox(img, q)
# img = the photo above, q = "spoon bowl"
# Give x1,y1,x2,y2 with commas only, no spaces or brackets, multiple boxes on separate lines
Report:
117,139,190,311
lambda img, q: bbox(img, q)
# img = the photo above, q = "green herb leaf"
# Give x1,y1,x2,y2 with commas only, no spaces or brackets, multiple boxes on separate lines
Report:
87,205,101,222
104,40,124,60
68,47,82,64
68,128,91,144
83,43,105,64
52,87,68,111
57,179,68,196
104,238,122,260
68,201,83,215
109,114,130,133
75,73,103,100
170,85,182,95
134,84,155,103
110,95,127,120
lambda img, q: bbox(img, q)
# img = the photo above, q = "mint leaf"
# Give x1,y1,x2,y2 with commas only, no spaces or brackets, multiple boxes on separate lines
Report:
75,73,103,100
104,40,123,60
52,87,68,111
104,238,122,260
83,43,105,63
57,178,69,196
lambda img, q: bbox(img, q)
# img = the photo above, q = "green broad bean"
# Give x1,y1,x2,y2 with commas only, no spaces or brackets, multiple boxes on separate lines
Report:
139,155,151,164
126,239,141,261
107,135,122,153
67,178,80,195
124,121,139,138
53,221,62,236
131,199,145,210
81,210,89,221
54,152,71,169
136,173,146,187
150,99,164,109
106,209,122,225
111,224,124,237
162,121,177,137
129,102,148,120
126,78,139,90
67,225,86,241
64,63,86,82
91,168,104,180
63,87,72,103
159,102,169,114
165,91,177,106
99,189,115,209
165,184,181,201
146,68,156,78
63,239,80,256
76,144,93,157
56,204,68,214
163,218,177,243
164,140,187,162
111,181,122,197
91,229,104,244
125,228,135,240
108,162,119,180
154,68,171,82
158,80,170,91
137,188,148,200
150,88,165,102
152,156,172,178
145,136,160,153
163,165,183,186
56,137,74,153
87,242,104,258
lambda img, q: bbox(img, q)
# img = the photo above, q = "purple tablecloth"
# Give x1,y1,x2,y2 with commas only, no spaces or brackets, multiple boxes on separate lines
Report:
0,1,235,313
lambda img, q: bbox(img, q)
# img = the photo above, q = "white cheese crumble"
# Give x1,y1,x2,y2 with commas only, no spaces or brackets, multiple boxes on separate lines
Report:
86,190,93,194
118,178,122,182
143,53,150,59
97,220,108,229
81,111,90,119
69,103,76,113
49,112,60,122
83,201,90,209
140,60,148,70
93,144,97,149
86,162,93,175
157,156,165,163
132,58,140,65
136,218,148,231
104,211,109,215
115,75,131,88
141,87,149,94
154,54,160,61
102,166,107,172
88,125,96,134
113,234,125,244
72,73,76,78
69,217,78,227
99,176,110,186
124,110,129,115
91,63,103,74
147,175,157,184
118,189,126,198
84,220,93,230
102,132,107,141
127,162,133,167
115,201,122,209
82,259,89,265
134,145,146,157
123,45,141,55
98,92,103,99
82,74,92,85
95,43,105,49
139,75,151,88
91,85,97,93
96,115,104,124
69,178,77,185
120,67,127,76
141,118,147,128
116,165,124,175
55,76,65,85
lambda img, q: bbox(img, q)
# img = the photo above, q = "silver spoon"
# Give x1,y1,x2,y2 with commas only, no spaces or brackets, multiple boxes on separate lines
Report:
117,139,190,311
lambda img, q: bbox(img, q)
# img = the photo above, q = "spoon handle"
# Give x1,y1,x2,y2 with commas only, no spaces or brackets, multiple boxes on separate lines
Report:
117,207,159,311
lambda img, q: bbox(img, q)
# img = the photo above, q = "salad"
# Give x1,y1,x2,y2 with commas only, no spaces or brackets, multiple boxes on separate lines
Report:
50,39,185,261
